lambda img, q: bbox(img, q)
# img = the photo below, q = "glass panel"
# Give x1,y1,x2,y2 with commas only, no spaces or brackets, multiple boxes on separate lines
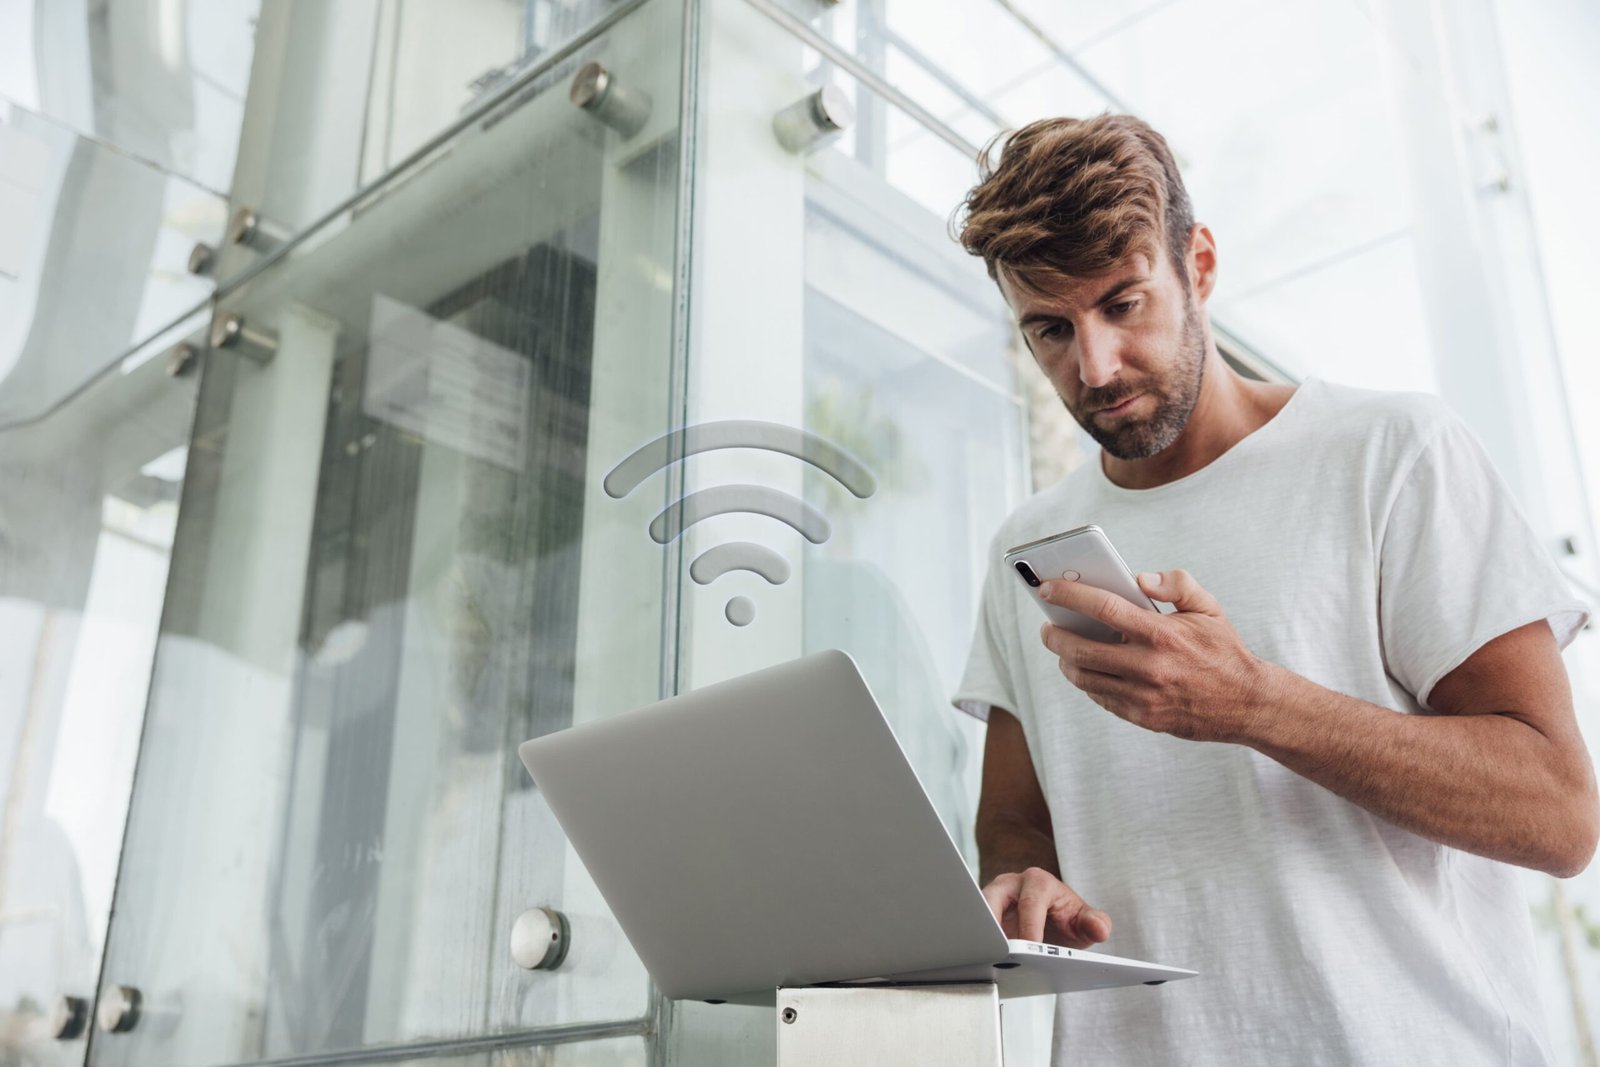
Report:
0,319,203,1067
798,149,1030,859
0,103,224,427
0,0,261,195
671,2,1034,868
216,0,629,263
90,2,686,1064
660,15,1040,1060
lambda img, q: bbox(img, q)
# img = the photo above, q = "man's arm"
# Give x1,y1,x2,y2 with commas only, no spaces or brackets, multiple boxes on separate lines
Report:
1248,618,1599,878
1038,571,1600,879
977,706,1112,946
977,707,1059,884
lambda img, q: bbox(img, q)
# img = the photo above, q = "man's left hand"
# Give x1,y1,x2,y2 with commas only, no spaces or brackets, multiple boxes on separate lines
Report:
1038,569,1272,744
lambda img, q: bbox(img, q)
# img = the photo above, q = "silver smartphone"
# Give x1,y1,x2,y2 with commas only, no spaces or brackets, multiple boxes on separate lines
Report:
1004,524,1159,643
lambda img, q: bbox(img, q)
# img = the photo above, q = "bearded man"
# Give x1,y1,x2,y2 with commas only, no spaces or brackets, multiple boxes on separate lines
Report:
953,113,1595,1065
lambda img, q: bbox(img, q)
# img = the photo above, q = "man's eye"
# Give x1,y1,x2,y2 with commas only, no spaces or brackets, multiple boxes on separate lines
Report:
1039,324,1064,340
1109,300,1139,316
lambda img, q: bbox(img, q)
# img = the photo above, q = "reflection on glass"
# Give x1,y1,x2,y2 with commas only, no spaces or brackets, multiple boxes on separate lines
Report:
0,328,200,1067
0,0,261,195
0,104,224,428
90,3,684,1064
799,158,1027,863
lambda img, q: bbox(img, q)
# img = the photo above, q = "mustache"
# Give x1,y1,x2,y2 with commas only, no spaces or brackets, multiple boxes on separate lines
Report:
1079,388,1142,412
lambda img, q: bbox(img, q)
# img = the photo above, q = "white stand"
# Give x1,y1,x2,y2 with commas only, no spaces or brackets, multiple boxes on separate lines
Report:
775,983,1003,1066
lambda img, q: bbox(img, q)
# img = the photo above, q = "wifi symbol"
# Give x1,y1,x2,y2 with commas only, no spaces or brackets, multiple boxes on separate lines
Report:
604,421,877,626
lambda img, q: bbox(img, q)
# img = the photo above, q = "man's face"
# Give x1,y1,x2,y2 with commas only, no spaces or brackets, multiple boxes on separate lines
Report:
1000,246,1206,462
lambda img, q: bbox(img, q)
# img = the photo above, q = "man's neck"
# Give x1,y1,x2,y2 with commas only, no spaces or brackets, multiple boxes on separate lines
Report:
1100,357,1297,491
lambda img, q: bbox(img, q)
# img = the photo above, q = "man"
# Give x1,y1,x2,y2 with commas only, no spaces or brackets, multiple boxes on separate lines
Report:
952,113,1597,1065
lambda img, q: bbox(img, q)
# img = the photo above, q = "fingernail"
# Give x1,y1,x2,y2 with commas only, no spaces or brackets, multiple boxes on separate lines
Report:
1039,582,1054,597
1139,572,1161,587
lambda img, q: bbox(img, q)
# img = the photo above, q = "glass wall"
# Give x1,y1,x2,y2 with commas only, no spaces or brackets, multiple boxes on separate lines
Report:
0,319,203,1066
88,3,687,1066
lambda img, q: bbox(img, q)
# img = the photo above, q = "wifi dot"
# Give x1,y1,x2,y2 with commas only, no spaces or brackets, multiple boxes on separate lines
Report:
725,597,755,627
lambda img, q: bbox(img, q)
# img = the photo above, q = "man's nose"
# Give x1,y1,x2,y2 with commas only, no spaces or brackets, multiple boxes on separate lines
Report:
1076,325,1121,389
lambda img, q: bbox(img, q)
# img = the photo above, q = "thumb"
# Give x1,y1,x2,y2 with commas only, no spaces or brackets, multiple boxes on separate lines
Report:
1138,568,1222,616
1052,897,1112,945
1075,905,1112,942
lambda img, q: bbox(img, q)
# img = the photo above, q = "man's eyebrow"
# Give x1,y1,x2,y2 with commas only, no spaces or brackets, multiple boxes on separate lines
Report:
1016,276,1150,328
1093,275,1147,306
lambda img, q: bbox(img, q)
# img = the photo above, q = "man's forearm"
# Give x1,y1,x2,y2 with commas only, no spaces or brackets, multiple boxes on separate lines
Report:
1244,663,1596,877
977,812,1060,886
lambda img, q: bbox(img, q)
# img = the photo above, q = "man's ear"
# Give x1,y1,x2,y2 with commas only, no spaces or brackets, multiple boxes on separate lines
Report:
1188,224,1218,302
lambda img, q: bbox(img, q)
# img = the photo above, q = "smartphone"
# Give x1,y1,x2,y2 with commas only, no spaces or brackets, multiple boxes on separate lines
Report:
1004,524,1159,643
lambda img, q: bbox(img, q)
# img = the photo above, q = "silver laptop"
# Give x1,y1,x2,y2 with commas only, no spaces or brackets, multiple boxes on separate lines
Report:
518,648,1195,1004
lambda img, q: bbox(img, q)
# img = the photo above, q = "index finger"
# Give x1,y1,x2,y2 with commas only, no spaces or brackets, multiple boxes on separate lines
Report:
1015,870,1058,941
980,877,1017,923
1038,579,1160,640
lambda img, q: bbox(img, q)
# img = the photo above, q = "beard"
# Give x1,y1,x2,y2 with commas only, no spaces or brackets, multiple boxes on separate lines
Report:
1069,300,1206,461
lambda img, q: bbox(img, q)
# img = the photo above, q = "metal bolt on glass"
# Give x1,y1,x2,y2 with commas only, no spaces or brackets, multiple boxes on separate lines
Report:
226,205,290,255
166,341,200,378
51,995,90,1040
772,84,854,155
187,241,216,277
209,312,278,365
96,985,142,1034
510,907,571,971
569,61,652,138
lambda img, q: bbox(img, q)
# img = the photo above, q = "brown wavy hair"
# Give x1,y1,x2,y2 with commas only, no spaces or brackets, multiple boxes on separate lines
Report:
955,114,1194,295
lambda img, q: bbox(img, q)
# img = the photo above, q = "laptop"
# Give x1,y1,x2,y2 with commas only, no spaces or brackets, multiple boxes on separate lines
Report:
518,648,1196,1004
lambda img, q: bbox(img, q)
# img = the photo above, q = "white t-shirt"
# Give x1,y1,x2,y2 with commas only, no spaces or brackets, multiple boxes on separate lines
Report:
954,378,1590,1066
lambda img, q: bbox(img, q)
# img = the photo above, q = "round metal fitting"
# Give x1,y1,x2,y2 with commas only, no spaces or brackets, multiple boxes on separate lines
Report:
510,907,571,971
165,341,199,378
209,312,278,365
227,207,260,245
782,1006,798,1024
51,995,90,1040
809,84,852,133
569,62,652,138
96,985,142,1034
226,206,287,254
773,85,855,154
569,62,611,111
187,242,215,277
210,311,242,350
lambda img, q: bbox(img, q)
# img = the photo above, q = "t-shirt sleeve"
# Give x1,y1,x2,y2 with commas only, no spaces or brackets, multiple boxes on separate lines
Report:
952,542,1023,722
1378,411,1592,711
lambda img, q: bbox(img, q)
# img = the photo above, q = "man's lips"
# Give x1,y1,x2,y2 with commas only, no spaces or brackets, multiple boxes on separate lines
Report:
1094,394,1142,418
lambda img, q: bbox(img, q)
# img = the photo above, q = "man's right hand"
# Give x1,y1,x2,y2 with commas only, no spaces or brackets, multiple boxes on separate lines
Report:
981,867,1112,948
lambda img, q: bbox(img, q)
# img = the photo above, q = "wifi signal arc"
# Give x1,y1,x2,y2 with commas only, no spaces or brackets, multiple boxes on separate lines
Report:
604,420,877,500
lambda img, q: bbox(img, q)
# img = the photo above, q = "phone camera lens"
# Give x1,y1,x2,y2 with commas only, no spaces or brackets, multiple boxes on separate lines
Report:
1014,560,1041,587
